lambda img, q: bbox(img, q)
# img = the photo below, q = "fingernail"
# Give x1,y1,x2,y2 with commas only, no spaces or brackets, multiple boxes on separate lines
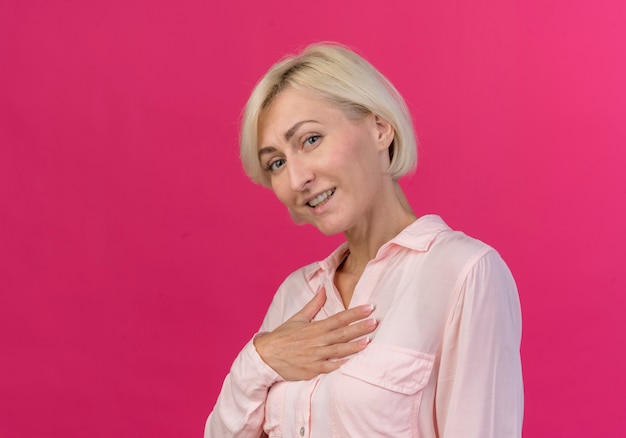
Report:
362,304,374,312
360,336,371,345
365,317,377,327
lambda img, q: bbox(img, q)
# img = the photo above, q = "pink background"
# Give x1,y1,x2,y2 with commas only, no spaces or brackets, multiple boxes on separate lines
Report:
1,0,625,436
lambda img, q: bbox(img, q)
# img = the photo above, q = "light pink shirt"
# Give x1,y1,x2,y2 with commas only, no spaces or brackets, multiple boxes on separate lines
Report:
206,215,523,437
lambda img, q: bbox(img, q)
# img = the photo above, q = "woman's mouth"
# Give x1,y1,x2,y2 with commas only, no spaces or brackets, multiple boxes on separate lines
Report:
307,189,336,208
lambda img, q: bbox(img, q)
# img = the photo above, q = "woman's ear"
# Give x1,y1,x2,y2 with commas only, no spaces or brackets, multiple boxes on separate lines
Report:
373,114,395,152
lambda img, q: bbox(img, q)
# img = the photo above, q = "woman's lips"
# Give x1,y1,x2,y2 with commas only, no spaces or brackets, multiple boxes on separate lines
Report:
307,188,336,208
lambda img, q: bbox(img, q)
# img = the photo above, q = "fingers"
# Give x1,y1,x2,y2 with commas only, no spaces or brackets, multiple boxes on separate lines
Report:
327,315,378,344
316,358,348,375
292,286,327,322
256,288,379,381
295,292,377,345
292,287,375,328
317,303,375,330
319,335,373,361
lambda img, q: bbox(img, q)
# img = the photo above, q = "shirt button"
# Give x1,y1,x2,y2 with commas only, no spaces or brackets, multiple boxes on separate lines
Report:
299,426,305,436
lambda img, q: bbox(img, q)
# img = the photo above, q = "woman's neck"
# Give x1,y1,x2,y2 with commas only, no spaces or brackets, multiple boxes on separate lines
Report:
335,182,416,306
344,182,416,265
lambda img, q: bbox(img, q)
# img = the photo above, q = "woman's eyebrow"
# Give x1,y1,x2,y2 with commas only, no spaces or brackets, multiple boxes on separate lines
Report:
258,146,277,158
258,120,321,158
284,120,319,141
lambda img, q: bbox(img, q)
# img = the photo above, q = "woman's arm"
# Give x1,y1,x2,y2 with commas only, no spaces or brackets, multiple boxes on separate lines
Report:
436,250,523,437
204,287,377,437
204,337,281,438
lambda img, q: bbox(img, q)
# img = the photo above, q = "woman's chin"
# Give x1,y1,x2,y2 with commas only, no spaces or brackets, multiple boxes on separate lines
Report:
290,208,348,236
311,220,346,236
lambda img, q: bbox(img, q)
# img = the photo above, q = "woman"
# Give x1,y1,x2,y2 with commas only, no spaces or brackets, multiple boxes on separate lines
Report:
206,43,523,437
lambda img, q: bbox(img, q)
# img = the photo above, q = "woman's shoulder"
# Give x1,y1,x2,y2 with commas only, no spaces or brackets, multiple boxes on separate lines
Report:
405,215,507,279
406,214,496,256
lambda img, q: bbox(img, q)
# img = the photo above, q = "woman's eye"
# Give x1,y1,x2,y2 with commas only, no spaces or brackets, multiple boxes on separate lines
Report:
304,135,320,146
267,159,286,173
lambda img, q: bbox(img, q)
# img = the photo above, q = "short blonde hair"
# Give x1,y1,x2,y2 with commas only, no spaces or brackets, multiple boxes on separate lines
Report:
240,42,417,187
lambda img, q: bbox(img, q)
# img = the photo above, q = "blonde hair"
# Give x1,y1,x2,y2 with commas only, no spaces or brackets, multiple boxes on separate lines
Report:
240,42,417,187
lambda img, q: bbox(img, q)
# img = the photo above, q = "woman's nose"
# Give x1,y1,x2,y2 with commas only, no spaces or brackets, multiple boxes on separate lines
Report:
288,156,314,192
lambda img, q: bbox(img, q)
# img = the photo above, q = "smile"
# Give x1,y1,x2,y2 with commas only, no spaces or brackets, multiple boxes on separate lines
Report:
307,189,336,208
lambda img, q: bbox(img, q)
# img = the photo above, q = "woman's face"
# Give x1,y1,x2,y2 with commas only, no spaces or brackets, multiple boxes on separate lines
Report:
257,88,394,236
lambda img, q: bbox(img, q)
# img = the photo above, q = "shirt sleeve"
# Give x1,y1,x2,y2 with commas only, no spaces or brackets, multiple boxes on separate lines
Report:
204,335,282,438
435,249,524,437
204,283,291,438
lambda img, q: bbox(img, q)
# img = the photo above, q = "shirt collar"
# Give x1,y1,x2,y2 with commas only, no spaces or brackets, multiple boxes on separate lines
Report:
386,214,450,252
306,214,450,281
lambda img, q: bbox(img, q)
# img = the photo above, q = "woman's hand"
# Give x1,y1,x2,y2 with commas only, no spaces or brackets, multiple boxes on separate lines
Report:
253,287,377,381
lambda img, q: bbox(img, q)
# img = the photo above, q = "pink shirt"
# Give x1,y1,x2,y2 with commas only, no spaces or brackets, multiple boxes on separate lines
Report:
206,215,523,437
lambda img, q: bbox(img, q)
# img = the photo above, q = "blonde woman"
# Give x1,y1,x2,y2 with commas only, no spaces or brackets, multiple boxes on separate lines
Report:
206,43,523,438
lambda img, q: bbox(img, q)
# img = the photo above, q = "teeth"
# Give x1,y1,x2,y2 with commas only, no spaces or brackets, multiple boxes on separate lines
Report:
308,189,335,207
